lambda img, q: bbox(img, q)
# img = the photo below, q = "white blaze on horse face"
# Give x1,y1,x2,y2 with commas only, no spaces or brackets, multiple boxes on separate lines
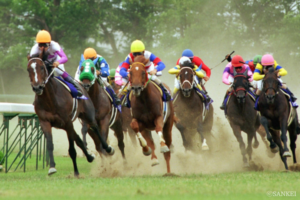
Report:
185,71,188,75
31,62,38,83
135,67,139,71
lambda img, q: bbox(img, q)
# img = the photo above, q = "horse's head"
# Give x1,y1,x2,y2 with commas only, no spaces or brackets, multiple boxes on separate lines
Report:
263,67,280,104
79,60,96,91
179,61,194,97
27,53,50,95
232,69,250,104
130,55,149,96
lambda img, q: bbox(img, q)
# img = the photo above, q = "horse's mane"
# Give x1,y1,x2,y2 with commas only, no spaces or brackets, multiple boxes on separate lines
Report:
180,61,194,69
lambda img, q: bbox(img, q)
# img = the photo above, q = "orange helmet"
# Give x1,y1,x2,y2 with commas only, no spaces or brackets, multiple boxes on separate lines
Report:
36,30,51,43
83,48,97,59
231,55,244,67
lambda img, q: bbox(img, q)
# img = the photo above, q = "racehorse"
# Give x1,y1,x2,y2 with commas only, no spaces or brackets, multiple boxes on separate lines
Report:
79,66,125,158
258,68,298,170
129,55,174,173
226,69,273,167
27,51,114,176
111,81,138,147
173,61,214,152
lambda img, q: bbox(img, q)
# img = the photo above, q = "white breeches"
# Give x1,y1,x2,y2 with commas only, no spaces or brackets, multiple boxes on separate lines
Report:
54,64,65,76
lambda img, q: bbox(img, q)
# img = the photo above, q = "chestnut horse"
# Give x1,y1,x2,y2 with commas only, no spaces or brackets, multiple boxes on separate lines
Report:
79,66,125,158
129,55,174,173
227,69,274,167
173,61,214,152
258,68,298,170
27,52,114,176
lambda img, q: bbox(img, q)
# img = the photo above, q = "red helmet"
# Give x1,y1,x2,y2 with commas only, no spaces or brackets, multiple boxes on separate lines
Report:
231,55,244,67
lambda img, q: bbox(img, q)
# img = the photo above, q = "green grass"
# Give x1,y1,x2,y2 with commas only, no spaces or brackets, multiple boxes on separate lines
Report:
0,156,300,200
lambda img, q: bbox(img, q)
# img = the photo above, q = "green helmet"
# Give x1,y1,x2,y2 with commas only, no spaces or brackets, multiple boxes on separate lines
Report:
109,69,116,77
79,59,96,82
253,55,262,65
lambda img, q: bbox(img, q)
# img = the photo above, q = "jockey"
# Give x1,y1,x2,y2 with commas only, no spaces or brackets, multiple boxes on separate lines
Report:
253,54,297,102
108,69,116,85
169,49,211,94
30,30,82,97
115,58,129,87
75,48,120,105
120,40,171,101
169,56,212,103
220,55,253,110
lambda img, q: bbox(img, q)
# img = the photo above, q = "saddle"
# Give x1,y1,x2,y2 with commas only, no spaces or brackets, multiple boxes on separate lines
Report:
224,90,256,115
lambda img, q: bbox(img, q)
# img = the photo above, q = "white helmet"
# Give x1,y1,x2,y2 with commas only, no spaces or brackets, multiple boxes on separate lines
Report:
179,56,191,65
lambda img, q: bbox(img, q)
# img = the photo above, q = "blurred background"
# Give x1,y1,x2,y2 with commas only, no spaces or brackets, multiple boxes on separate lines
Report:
0,0,300,102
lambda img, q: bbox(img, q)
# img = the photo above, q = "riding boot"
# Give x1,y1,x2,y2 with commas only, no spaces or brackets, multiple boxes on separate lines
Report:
159,83,171,101
107,85,121,105
220,93,228,110
285,87,297,102
64,75,83,97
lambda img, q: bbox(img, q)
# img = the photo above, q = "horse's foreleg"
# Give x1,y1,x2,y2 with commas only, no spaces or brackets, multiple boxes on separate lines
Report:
130,118,151,155
280,116,291,157
271,131,288,170
154,116,169,153
260,116,278,152
230,123,248,167
81,122,89,149
163,116,173,173
40,121,56,175
67,134,79,177
142,130,159,166
197,123,208,151
246,131,255,161
111,118,125,159
288,120,298,164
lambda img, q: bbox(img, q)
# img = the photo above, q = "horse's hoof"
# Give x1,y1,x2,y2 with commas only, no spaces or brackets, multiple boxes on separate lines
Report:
160,145,170,153
271,146,279,153
151,158,160,166
253,142,259,149
107,146,115,156
87,153,95,163
143,147,152,156
202,144,209,151
48,168,57,176
283,151,292,157
243,162,250,168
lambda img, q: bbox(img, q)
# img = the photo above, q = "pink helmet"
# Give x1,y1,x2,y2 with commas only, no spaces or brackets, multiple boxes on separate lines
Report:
261,54,274,66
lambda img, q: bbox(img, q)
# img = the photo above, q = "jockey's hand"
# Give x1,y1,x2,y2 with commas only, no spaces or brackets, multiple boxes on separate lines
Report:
149,69,157,75
96,70,101,76
53,61,60,68
225,54,232,62
203,76,210,82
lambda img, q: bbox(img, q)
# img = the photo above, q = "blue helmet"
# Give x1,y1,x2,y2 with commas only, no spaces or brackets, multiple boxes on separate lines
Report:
181,49,194,58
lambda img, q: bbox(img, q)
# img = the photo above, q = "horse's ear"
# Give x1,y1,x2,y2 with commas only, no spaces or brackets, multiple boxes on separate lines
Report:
243,69,248,77
27,54,31,61
80,66,84,72
91,67,95,73
263,69,267,75
233,68,237,76
129,58,133,65
144,58,149,65
39,51,43,59
275,69,280,76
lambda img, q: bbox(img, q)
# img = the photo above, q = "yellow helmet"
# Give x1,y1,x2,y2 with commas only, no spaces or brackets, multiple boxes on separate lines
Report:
130,40,145,53
83,48,97,59
36,30,51,43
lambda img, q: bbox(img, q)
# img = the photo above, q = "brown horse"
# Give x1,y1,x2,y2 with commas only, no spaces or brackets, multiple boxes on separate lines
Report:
79,66,125,158
173,61,214,152
110,80,138,146
129,55,174,173
258,68,298,170
27,52,114,176
227,69,274,167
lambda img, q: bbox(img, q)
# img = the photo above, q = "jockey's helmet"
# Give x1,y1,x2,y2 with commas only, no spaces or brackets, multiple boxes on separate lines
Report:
179,56,191,65
253,55,262,65
261,54,274,66
36,30,51,43
131,40,145,53
181,49,194,58
109,69,116,78
231,55,244,67
84,48,97,60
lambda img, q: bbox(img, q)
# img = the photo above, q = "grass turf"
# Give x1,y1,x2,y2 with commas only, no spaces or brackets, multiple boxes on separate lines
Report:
0,156,299,200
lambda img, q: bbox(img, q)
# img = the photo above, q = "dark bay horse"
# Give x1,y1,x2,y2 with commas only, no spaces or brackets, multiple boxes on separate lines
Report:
27,52,114,176
226,69,272,167
79,66,125,158
258,68,298,170
129,55,174,173
173,61,214,152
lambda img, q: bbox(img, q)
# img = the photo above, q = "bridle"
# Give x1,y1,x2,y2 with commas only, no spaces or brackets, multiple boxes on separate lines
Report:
131,62,150,87
28,57,54,88
179,67,194,90
232,74,248,96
